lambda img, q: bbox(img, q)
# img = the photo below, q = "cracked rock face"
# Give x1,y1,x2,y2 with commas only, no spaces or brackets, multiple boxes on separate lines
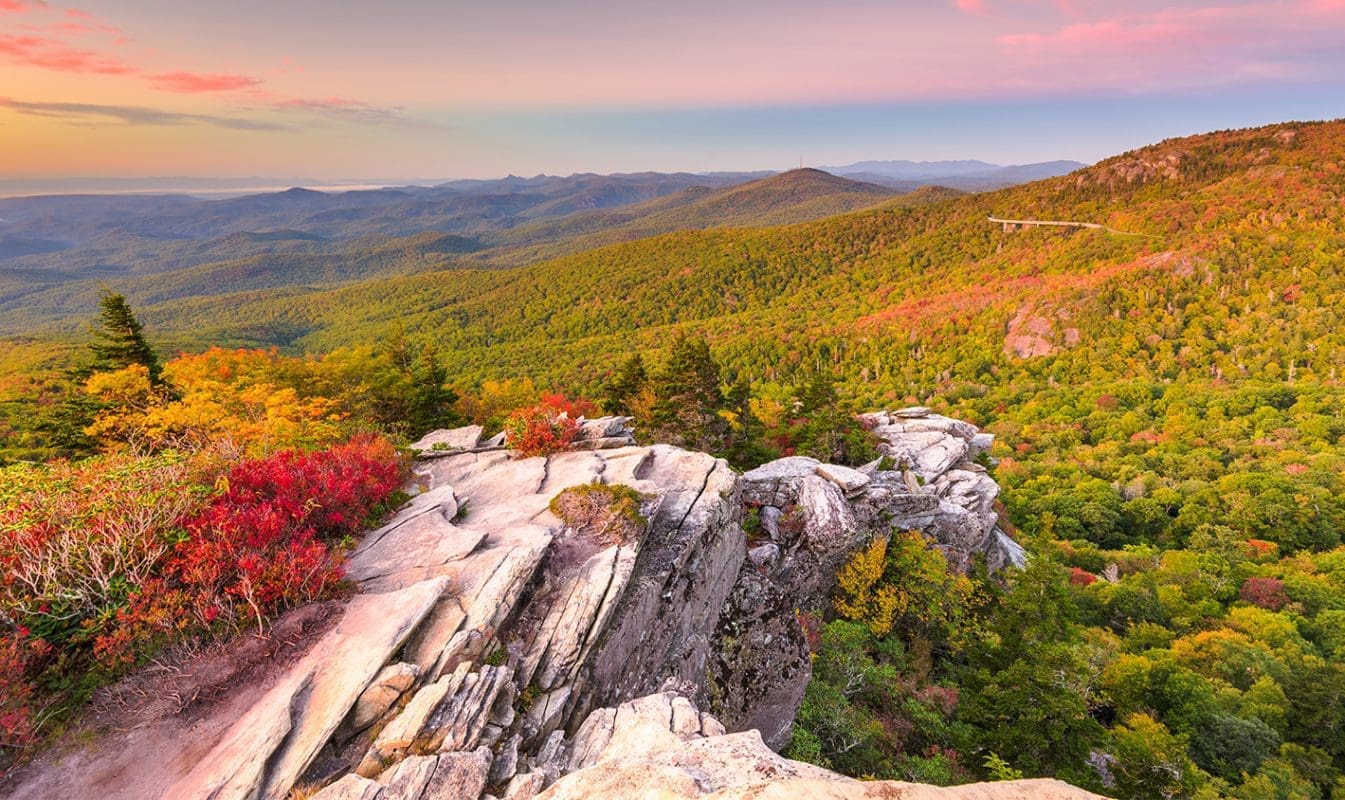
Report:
15,412,1043,800
709,407,1026,746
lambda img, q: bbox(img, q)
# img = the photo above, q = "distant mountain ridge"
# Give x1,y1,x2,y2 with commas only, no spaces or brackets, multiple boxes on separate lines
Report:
824,158,1086,191
0,158,1065,321
0,168,913,318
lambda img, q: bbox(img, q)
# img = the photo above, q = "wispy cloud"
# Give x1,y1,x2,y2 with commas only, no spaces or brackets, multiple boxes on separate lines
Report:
149,71,264,93
952,0,987,13
0,97,283,130
0,5,430,130
270,96,436,127
0,32,133,74
0,0,45,13
999,17,1190,48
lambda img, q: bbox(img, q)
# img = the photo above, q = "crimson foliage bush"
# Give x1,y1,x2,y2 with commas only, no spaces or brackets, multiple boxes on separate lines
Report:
503,393,596,457
1239,576,1289,611
0,435,405,758
101,435,405,659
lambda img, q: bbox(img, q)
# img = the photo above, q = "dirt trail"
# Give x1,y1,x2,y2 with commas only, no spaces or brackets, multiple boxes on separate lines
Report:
1,602,341,800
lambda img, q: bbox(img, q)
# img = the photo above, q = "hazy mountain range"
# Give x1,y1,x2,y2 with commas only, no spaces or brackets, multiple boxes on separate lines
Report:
0,164,1034,325
823,159,1086,191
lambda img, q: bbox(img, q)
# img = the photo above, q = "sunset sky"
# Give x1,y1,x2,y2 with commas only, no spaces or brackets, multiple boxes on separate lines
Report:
2,0,1344,181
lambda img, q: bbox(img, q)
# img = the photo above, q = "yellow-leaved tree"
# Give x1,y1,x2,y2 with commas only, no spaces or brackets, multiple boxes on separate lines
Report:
84,350,345,457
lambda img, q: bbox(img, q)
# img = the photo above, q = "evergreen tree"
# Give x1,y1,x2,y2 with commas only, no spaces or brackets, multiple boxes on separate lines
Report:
643,332,727,453
602,353,648,414
90,292,162,384
720,373,774,469
406,344,460,433
794,370,878,466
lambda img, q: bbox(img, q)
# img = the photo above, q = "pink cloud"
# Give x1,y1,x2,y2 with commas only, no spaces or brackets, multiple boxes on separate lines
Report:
1000,18,1189,48
148,71,263,93
953,0,986,12
0,0,44,12
0,33,135,74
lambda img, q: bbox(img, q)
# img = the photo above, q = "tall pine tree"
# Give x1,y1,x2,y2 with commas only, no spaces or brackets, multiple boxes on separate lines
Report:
644,332,727,453
602,353,648,414
90,292,162,384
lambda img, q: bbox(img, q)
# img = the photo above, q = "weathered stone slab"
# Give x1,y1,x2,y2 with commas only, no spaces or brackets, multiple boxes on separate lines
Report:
310,773,383,800
876,428,968,480
339,661,420,741
346,514,485,592
259,579,449,800
425,747,493,800
170,577,448,800
573,416,634,441
412,426,485,453
739,456,820,506
813,463,870,497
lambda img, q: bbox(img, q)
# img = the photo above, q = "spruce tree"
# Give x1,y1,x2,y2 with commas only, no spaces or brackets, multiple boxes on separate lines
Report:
90,292,162,384
646,332,727,452
602,353,648,414
407,344,460,433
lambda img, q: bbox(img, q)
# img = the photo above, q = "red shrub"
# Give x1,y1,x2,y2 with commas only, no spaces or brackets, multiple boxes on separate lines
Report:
211,435,404,540
1242,539,1280,561
104,436,405,656
503,394,594,457
0,630,48,752
1069,566,1099,586
1240,576,1289,611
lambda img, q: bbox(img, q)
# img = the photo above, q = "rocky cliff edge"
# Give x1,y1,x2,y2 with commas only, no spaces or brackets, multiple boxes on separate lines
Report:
9,409,1074,800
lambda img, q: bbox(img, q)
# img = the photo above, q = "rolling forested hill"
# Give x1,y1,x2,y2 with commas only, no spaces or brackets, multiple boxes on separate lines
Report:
0,169,911,322
61,120,1340,391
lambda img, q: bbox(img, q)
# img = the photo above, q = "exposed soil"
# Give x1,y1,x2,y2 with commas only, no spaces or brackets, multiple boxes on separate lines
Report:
1,601,342,800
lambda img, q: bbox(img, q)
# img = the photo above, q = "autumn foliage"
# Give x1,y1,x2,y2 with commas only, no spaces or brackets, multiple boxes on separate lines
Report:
503,393,595,457
0,435,404,755
1238,576,1289,611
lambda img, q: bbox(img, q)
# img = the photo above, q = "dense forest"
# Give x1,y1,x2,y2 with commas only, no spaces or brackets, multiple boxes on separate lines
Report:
2,120,1345,798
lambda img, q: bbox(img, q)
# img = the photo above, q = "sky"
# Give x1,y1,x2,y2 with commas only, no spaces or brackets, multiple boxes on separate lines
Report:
2,0,1344,182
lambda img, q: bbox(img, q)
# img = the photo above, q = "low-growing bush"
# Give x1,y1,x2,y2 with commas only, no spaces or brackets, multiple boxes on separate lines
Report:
0,453,219,653
0,435,406,759
548,482,647,546
104,435,406,655
503,393,595,458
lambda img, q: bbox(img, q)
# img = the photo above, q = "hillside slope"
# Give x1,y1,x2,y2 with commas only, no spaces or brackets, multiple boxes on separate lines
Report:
85,120,1341,389
479,168,903,261
0,171,907,321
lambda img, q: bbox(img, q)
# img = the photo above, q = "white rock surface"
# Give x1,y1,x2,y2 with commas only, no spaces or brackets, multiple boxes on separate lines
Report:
11,409,1049,800
538,693,1106,800
412,426,485,453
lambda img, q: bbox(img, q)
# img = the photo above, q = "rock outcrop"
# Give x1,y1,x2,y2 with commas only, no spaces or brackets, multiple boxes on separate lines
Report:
533,691,1106,800
709,408,1025,747
10,411,1050,800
